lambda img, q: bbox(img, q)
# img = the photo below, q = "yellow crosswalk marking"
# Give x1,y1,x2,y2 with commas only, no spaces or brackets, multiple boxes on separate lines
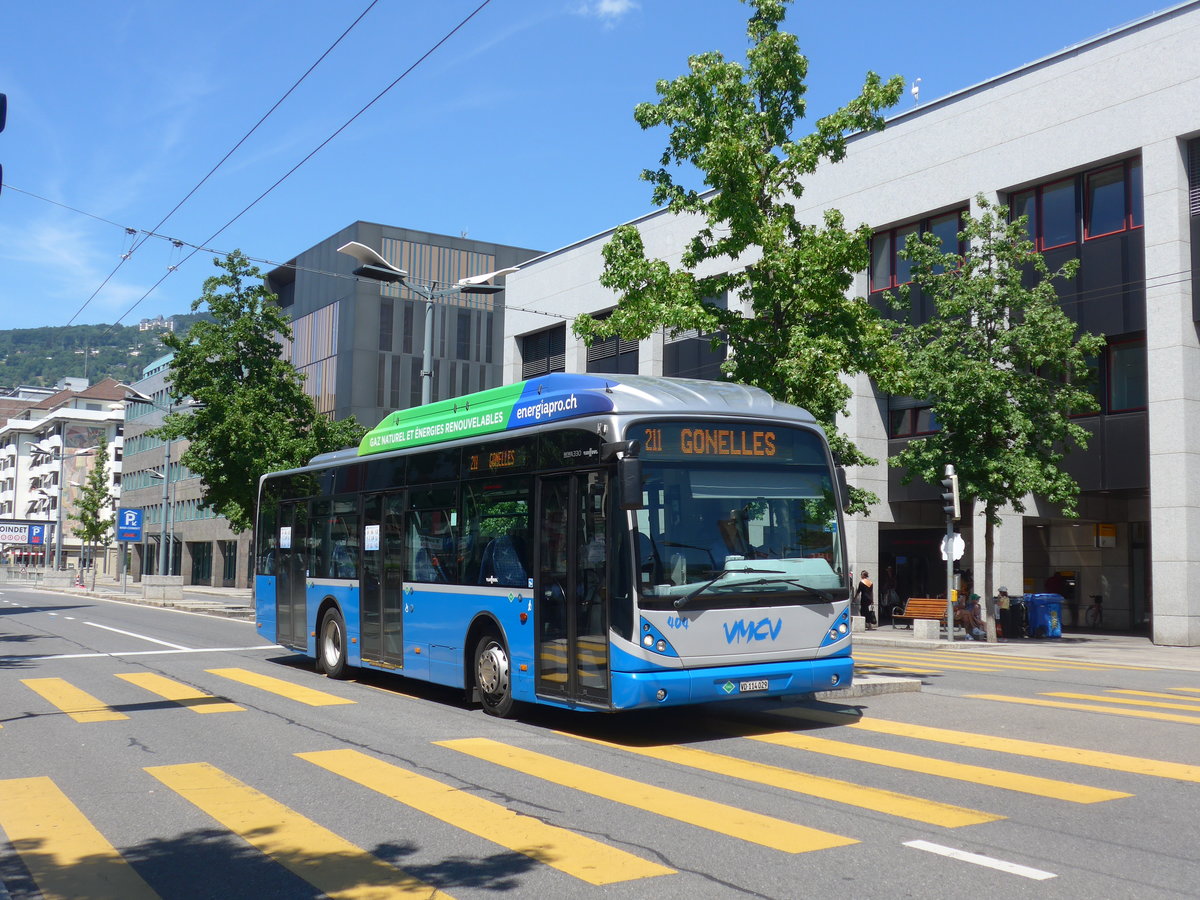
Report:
563,733,1000,828
739,731,1129,803
1042,692,1200,712
206,668,355,706
146,763,450,899
852,654,1027,673
1108,689,1200,702
299,748,673,885
115,673,244,713
437,738,856,854
968,694,1200,725
0,776,158,900
860,651,1058,672
21,677,127,723
785,708,1200,783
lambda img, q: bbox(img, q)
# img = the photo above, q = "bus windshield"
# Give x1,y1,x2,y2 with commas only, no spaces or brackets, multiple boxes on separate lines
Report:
628,422,845,608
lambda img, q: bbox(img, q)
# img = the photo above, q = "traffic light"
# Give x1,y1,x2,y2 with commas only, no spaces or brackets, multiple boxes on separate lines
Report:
0,92,6,199
940,464,960,520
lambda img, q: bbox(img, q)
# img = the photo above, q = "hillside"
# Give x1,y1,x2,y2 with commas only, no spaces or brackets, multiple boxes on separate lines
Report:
0,315,209,390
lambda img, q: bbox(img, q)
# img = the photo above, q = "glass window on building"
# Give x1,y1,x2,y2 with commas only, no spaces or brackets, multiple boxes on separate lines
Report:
1109,338,1147,412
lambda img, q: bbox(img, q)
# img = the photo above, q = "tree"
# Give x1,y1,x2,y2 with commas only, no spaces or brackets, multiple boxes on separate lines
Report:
887,196,1105,640
579,0,903,512
157,251,365,533
69,435,114,589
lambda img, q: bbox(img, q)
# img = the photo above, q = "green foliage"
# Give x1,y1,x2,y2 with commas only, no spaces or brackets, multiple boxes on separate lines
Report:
887,196,1104,522
69,436,115,569
581,0,903,514
156,251,365,533
886,196,1105,637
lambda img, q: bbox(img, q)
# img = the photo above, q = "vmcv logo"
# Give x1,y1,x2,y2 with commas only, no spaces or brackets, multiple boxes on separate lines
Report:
723,617,783,644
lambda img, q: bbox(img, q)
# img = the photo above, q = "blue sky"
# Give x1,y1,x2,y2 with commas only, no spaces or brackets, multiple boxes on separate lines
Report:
0,0,1170,332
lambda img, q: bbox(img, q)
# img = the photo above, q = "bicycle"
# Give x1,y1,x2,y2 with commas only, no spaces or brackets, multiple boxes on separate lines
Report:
1084,594,1103,629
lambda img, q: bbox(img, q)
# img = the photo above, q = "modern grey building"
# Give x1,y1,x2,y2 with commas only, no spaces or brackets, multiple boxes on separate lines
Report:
266,222,542,429
502,2,1200,646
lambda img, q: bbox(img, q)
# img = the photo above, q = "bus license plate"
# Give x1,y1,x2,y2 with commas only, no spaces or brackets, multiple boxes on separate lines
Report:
739,679,769,693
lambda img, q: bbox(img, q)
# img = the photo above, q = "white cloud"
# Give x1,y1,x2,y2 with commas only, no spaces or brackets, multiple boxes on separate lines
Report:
575,0,640,24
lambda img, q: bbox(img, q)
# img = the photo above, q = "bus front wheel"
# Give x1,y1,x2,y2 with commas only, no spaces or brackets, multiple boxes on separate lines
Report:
319,608,349,679
475,633,514,717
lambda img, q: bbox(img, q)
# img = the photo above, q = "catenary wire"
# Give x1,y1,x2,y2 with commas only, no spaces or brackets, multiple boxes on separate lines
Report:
63,0,383,328
103,0,494,335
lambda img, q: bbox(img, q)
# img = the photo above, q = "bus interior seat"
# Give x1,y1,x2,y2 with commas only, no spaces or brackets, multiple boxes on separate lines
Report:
478,533,529,587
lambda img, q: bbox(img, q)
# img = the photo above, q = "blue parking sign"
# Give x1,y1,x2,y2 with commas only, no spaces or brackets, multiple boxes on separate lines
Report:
117,508,143,542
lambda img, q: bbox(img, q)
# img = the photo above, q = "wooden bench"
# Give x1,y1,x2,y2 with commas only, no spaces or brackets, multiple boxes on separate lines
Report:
890,597,949,629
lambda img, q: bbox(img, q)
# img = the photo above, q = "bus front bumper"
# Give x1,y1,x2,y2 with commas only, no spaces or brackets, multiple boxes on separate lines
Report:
609,655,853,709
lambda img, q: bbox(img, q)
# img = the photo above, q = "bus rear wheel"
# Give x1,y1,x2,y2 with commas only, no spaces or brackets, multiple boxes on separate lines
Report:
475,633,514,718
319,608,349,679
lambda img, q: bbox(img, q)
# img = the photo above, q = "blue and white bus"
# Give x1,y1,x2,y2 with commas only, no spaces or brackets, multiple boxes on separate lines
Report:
254,374,853,716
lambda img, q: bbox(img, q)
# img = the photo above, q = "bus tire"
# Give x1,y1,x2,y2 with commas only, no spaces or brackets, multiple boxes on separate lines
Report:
474,633,514,718
319,607,349,679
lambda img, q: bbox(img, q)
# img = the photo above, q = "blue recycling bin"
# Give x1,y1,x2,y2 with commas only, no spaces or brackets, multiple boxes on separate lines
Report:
1024,593,1064,638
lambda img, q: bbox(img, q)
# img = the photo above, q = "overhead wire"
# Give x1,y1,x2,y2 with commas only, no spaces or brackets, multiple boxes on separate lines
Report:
62,0,383,328
104,0,494,335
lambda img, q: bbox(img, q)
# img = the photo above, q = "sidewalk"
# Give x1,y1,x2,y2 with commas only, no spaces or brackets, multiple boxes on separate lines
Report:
34,577,255,621
853,622,1200,672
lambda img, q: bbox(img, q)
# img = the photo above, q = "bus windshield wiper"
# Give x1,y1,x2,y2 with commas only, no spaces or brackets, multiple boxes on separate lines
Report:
736,577,833,603
674,567,785,610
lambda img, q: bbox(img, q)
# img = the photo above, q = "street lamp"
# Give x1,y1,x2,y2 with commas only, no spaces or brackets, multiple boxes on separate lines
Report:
337,241,517,405
123,387,202,577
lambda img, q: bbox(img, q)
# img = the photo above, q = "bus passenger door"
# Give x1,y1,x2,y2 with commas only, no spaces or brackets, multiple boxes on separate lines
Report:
536,472,610,706
360,491,405,667
275,501,309,649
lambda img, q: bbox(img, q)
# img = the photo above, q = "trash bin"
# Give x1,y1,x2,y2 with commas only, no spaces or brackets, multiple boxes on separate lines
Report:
1024,593,1064,638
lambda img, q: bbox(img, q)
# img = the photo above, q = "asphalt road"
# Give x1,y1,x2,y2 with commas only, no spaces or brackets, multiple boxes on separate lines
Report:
3,586,1199,899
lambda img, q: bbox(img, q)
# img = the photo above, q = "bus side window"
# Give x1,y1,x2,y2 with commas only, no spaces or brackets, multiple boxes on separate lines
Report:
407,487,459,584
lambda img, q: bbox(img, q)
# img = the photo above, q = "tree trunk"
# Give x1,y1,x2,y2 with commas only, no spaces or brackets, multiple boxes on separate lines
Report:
983,504,997,642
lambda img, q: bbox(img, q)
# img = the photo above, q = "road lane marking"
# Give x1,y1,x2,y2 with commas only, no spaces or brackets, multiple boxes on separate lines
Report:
1042,691,1200,712
146,763,450,899
207,667,355,706
2,645,282,661
299,748,673,885
967,694,1200,724
21,678,128,723
0,776,159,899
948,652,1151,671
115,673,244,713
437,737,856,854
739,731,1129,803
904,839,1056,880
83,622,190,650
562,732,1001,828
785,708,1200,783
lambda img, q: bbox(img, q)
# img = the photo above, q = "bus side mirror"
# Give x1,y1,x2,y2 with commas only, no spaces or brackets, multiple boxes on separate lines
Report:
603,440,644,511
836,466,850,510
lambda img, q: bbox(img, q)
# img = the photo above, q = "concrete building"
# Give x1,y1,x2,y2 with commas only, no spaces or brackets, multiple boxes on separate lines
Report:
121,354,251,588
502,2,1200,645
266,222,542,429
0,379,125,574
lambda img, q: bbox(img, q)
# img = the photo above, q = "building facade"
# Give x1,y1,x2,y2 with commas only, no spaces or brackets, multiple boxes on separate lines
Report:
0,379,125,574
502,2,1200,646
266,222,542,430
121,354,252,588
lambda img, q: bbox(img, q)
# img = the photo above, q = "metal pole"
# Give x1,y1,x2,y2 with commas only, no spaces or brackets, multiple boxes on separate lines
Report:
420,287,435,405
945,516,955,642
158,418,171,576
54,443,64,570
